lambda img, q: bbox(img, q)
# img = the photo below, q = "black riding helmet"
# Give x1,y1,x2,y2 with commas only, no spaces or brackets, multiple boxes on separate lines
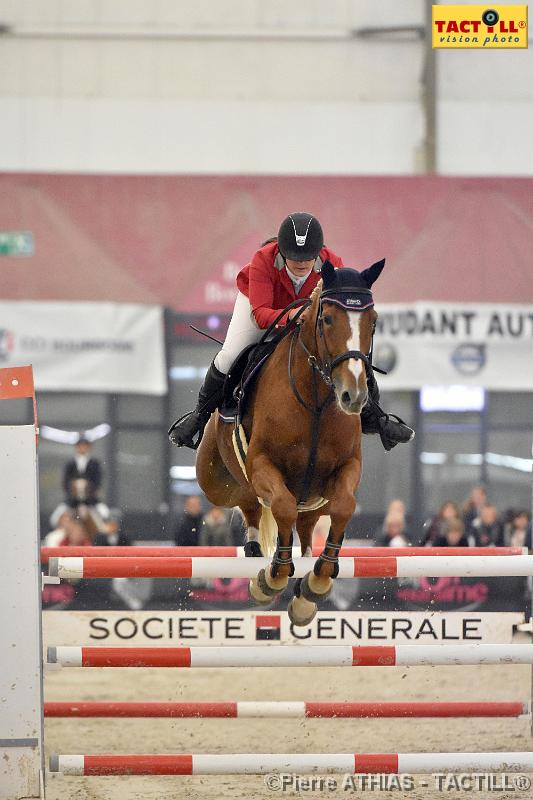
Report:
277,212,324,262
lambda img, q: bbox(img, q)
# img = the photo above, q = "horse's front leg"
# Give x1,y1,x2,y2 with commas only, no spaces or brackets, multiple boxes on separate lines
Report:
287,508,323,626
293,457,361,624
247,454,298,604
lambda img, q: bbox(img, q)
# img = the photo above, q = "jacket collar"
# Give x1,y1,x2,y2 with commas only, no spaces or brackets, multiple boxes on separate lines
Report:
273,249,324,273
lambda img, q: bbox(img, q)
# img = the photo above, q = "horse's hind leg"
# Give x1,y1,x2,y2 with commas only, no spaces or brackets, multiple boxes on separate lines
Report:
247,454,298,603
239,500,262,557
196,416,239,506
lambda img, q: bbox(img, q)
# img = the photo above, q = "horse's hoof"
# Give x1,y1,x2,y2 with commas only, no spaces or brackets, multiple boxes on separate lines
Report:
249,569,280,604
249,567,289,605
288,595,317,627
244,540,263,557
257,567,286,596
248,578,275,605
299,571,333,603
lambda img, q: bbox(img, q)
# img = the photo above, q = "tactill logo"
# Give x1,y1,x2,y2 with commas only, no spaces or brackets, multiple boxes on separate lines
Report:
432,4,528,48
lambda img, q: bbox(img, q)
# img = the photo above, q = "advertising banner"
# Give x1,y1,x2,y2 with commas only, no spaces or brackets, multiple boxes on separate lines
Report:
43,610,523,647
0,301,167,395
374,303,533,390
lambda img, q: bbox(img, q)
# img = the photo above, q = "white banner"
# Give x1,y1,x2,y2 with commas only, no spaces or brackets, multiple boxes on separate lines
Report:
374,303,533,390
43,610,523,646
0,302,166,395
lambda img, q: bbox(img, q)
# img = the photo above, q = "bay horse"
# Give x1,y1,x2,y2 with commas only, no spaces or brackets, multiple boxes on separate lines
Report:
196,260,384,625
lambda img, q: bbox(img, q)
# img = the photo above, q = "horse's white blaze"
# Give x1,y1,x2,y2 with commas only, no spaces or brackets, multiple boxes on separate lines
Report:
347,314,363,381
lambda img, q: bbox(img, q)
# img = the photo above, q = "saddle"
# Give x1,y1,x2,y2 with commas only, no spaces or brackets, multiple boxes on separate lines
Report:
218,338,280,422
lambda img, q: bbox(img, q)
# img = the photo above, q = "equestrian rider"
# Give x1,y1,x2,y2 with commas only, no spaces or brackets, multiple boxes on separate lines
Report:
169,212,414,451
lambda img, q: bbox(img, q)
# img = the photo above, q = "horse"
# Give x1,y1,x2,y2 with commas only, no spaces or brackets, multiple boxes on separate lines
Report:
196,259,384,625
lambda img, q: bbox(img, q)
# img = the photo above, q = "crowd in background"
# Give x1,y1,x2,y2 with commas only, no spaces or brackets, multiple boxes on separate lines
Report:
44,438,531,554
376,486,531,550
41,438,531,610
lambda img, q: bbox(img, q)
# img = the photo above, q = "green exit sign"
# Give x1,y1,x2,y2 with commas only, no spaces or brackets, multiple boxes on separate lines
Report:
0,231,34,256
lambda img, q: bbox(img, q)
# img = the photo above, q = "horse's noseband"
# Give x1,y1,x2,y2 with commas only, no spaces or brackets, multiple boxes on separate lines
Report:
328,348,371,374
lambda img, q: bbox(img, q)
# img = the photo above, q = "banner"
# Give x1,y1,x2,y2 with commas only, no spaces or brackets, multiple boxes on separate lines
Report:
0,302,166,395
43,610,523,647
374,303,533,390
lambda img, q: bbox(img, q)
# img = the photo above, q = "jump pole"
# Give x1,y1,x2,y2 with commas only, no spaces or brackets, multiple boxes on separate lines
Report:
0,367,43,800
43,700,528,718
41,545,525,563
47,644,533,668
49,751,533,775
48,554,533,580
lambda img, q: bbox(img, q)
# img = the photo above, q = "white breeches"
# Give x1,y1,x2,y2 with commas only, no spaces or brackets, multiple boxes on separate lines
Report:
214,292,263,374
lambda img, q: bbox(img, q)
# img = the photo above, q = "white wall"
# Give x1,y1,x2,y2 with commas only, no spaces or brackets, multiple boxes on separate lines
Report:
0,0,531,175
438,47,533,174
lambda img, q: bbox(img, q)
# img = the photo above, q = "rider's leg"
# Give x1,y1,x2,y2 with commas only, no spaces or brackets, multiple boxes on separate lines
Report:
169,293,263,449
361,371,415,451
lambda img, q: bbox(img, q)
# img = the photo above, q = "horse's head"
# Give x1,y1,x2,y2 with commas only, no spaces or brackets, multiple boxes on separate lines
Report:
315,259,385,415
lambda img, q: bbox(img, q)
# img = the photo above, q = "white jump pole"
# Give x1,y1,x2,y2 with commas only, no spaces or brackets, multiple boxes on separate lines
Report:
0,367,43,800
49,554,533,580
49,751,533,776
47,643,533,668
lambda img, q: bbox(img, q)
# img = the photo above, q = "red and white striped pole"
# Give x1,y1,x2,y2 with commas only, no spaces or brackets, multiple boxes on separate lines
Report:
43,700,527,719
40,545,525,564
48,554,533,580
47,644,533,668
50,751,533,776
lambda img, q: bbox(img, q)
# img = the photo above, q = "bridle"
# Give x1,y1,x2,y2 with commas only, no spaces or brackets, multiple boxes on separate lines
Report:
295,286,384,391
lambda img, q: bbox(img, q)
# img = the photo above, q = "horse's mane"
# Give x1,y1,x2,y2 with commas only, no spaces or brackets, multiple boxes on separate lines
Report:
298,278,323,339
309,279,323,313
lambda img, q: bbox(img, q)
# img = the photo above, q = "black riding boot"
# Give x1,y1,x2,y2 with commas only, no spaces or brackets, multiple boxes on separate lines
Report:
361,372,415,451
168,362,226,450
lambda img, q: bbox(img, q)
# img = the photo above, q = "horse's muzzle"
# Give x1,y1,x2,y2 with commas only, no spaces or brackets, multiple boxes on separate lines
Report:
337,386,368,415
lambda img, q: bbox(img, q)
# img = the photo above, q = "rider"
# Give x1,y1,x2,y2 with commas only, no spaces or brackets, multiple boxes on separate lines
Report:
169,212,414,451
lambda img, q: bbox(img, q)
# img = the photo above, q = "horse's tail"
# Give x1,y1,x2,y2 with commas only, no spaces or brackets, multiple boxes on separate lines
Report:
259,505,278,556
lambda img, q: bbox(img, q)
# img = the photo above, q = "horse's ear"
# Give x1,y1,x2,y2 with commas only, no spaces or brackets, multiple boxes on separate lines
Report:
320,259,336,288
360,258,385,288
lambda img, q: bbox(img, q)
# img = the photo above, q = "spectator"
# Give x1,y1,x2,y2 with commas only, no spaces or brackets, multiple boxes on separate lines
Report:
44,512,93,547
174,495,204,546
93,509,130,547
506,510,531,549
433,518,470,548
386,498,406,521
63,436,102,506
471,503,504,546
44,510,73,546
374,513,410,547
462,485,487,533
422,501,461,546
199,507,233,547
374,499,407,542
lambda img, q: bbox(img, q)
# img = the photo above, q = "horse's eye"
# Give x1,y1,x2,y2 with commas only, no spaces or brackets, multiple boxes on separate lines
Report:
323,314,333,326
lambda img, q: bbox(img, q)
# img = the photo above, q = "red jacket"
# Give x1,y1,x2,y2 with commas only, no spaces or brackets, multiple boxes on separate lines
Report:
236,242,344,329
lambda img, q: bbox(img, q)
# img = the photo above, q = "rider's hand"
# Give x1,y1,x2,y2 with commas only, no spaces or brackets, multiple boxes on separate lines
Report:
288,306,308,324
